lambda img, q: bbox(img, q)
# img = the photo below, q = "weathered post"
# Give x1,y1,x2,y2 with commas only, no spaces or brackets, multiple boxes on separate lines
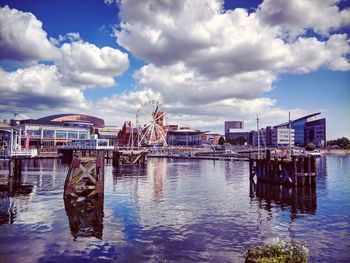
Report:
64,156,104,199
273,157,279,183
299,156,305,186
266,149,271,182
292,156,297,187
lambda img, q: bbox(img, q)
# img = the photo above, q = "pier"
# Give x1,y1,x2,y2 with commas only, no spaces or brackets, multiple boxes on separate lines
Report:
112,148,148,168
63,156,104,199
249,149,316,187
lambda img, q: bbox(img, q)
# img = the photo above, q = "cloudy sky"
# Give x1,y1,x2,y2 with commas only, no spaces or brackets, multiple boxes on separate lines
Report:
0,0,349,139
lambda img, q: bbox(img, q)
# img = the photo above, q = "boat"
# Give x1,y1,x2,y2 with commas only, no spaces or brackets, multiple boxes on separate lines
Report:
307,151,322,158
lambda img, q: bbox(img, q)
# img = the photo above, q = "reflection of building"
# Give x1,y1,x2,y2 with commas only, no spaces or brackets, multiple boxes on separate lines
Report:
14,114,105,147
64,197,104,240
251,181,317,215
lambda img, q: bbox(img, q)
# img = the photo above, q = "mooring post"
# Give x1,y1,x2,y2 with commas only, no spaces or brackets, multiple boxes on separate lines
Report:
292,156,297,187
249,157,254,181
273,157,278,183
266,149,271,182
307,156,312,186
299,156,305,186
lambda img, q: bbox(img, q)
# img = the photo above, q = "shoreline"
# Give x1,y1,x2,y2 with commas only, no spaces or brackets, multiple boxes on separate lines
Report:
320,149,350,155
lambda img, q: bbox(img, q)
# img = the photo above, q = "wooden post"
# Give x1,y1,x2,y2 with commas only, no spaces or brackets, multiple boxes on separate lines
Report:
266,149,271,182
273,157,279,183
307,156,312,186
292,156,297,187
64,156,104,199
299,156,305,186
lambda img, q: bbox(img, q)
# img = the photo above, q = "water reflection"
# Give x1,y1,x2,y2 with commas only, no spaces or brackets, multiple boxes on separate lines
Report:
64,197,104,240
0,160,34,225
250,181,317,215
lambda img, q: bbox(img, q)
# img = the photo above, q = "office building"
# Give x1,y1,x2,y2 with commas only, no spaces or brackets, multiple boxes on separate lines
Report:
274,112,326,147
13,114,105,147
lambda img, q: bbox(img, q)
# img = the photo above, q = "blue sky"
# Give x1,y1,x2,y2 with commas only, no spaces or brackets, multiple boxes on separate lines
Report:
0,0,349,139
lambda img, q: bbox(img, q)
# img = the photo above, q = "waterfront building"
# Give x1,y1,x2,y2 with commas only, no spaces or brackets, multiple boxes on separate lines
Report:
205,134,222,145
167,128,208,146
97,126,120,146
224,121,251,145
224,121,244,136
69,137,111,149
271,128,295,147
13,114,105,147
274,112,326,147
252,128,268,146
117,121,138,147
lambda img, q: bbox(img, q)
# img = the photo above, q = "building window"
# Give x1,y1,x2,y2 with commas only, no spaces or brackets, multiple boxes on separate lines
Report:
79,132,89,139
68,131,78,139
56,130,67,139
43,130,55,138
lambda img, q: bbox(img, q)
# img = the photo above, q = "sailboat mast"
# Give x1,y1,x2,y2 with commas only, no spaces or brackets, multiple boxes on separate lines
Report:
288,112,291,156
257,115,260,158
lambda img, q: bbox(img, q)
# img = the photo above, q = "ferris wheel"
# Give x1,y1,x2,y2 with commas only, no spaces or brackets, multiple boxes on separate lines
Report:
136,100,168,146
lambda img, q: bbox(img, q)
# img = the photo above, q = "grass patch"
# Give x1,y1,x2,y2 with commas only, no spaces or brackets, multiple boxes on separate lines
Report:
245,238,309,263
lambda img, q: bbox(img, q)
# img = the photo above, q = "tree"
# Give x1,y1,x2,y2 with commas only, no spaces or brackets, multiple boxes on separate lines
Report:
305,143,315,151
218,136,225,145
327,137,350,148
225,136,246,145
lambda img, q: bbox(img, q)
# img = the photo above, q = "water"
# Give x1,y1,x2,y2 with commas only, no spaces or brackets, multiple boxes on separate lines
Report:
0,156,349,262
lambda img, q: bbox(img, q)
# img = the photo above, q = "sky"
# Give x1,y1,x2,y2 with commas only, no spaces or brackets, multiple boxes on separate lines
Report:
0,0,349,139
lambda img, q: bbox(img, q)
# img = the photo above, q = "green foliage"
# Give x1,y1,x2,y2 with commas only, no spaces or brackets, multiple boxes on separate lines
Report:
226,136,246,145
305,143,315,151
218,136,225,145
245,239,309,263
327,137,350,148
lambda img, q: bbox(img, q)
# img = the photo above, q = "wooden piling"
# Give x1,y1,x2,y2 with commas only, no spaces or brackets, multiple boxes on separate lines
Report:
63,156,104,199
266,150,271,182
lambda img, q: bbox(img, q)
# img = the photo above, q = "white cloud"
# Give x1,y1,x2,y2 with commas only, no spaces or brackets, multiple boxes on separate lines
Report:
83,89,308,133
257,0,350,37
0,5,57,62
50,32,81,45
134,63,276,104
55,41,129,88
0,65,87,113
116,0,350,77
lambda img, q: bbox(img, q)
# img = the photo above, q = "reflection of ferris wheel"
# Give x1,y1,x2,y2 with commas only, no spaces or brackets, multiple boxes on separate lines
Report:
136,100,168,146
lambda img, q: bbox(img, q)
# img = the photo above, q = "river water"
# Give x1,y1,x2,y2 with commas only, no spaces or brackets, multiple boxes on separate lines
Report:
0,156,349,262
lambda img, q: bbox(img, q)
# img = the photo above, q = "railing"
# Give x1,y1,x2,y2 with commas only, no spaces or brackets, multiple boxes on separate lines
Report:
57,145,114,150
0,148,38,158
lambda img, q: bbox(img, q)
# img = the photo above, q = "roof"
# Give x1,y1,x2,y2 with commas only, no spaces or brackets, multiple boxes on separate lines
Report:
274,112,321,128
168,129,209,135
35,114,105,128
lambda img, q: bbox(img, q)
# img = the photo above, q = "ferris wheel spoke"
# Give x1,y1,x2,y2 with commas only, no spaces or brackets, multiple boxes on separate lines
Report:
154,112,166,122
136,100,168,146
154,122,168,145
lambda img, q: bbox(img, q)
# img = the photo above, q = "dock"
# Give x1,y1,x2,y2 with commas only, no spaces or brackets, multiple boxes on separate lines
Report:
249,149,316,187
63,156,104,199
112,148,148,168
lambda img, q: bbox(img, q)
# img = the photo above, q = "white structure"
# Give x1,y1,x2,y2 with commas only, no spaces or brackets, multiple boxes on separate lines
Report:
0,128,38,158
136,100,168,146
16,123,90,146
59,137,113,150
271,128,295,147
